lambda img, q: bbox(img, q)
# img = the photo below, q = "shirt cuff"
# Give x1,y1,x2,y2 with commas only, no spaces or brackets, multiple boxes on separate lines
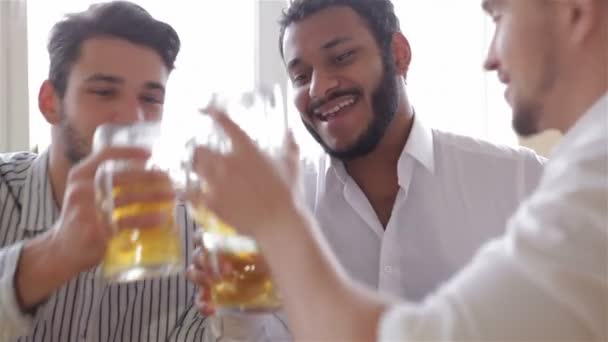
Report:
378,304,410,342
203,312,292,341
0,242,35,339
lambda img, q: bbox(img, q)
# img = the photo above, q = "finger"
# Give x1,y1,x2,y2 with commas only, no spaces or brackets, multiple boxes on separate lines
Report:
191,246,221,282
186,264,214,288
191,246,208,270
284,129,299,160
113,210,174,231
110,169,172,188
204,109,256,153
191,146,225,187
282,130,301,184
111,196,174,219
72,146,151,179
64,182,112,235
193,230,203,248
194,291,216,316
112,186,176,209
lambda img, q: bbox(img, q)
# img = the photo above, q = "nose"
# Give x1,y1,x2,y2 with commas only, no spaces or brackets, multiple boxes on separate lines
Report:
308,70,339,101
113,97,145,124
483,36,499,71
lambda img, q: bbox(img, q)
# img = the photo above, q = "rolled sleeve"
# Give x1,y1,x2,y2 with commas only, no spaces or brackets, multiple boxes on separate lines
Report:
0,242,35,340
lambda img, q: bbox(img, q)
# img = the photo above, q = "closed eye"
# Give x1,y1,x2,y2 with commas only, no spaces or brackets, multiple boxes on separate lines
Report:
293,74,310,86
89,89,116,97
140,94,163,105
335,50,356,64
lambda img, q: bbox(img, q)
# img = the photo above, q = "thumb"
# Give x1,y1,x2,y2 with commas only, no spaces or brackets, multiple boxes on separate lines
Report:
281,130,300,188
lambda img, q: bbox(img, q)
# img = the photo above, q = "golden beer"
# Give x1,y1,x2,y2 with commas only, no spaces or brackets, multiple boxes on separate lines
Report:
102,180,182,282
189,206,281,312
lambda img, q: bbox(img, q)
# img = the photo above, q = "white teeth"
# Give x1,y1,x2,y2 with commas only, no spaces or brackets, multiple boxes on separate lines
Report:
315,97,356,118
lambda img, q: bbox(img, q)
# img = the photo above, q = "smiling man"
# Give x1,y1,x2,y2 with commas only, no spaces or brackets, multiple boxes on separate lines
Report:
190,0,546,339
277,0,545,302
186,0,607,340
0,2,210,340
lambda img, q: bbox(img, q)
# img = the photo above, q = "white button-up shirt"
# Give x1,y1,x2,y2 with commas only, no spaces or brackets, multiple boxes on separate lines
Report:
303,116,545,301
379,93,608,341
212,116,546,340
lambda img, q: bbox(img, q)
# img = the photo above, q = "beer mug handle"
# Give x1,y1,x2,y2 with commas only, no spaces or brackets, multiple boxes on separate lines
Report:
94,161,118,233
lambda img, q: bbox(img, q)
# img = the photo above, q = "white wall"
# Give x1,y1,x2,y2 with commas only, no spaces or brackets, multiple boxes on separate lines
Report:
0,0,30,152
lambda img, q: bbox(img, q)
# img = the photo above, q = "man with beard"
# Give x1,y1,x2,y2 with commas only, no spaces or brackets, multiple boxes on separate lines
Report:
0,2,215,340
190,0,545,338
188,0,607,339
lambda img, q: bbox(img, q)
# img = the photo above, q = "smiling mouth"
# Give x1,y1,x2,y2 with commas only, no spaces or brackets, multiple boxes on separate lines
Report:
312,96,358,122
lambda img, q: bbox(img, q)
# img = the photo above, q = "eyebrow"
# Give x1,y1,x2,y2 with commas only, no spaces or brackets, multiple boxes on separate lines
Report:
286,58,301,72
286,36,354,72
85,73,124,84
321,36,352,50
85,73,165,95
144,82,165,95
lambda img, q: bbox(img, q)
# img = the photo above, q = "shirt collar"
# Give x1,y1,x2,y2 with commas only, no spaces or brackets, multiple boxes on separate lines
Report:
325,114,436,184
552,92,608,157
19,150,60,234
400,114,435,174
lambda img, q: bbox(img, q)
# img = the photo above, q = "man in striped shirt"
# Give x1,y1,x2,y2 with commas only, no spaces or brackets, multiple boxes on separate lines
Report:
0,2,212,341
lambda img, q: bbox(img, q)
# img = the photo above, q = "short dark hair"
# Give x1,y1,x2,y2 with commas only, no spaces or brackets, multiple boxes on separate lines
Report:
47,1,181,98
278,0,401,59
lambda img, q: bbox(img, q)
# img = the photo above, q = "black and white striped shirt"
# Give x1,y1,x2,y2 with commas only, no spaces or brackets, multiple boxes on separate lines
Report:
0,151,211,341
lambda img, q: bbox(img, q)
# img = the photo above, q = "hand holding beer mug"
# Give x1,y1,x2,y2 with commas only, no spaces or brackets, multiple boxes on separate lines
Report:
184,85,287,313
94,121,183,282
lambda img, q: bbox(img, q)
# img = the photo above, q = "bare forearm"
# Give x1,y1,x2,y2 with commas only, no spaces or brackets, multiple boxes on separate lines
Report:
257,202,388,341
15,232,76,311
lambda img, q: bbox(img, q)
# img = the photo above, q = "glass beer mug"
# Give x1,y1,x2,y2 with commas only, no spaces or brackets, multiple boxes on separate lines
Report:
183,85,286,313
94,120,183,282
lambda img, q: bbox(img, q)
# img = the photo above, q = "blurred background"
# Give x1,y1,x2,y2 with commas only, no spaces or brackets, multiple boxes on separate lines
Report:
0,0,561,157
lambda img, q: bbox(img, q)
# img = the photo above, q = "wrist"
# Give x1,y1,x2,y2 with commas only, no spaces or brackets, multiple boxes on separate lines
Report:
267,196,308,235
254,197,311,252
15,231,77,311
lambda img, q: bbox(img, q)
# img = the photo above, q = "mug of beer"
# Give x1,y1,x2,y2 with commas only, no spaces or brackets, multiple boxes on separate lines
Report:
94,121,183,282
184,84,286,313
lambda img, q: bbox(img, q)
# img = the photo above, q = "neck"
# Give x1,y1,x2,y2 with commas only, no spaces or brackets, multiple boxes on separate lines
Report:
549,32,608,133
554,75,607,134
343,92,414,202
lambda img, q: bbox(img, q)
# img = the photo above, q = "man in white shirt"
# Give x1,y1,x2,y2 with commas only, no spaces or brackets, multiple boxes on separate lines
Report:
281,0,546,302
188,0,607,340
192,0,544,339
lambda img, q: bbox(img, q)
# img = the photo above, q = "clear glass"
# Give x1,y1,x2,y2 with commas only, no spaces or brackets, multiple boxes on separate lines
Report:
183,84,286,313
93,121,183,283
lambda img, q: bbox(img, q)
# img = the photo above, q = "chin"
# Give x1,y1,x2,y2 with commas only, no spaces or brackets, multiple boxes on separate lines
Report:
512,110,541,137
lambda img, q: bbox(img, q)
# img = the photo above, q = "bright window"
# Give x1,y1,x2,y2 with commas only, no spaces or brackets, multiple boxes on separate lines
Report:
27,1,517,152
394,1,516,145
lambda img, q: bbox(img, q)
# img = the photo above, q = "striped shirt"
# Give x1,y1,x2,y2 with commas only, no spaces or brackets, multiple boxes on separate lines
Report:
0,150,211,341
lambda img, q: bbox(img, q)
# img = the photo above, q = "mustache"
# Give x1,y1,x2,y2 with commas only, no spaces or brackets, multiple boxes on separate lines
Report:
308,88,361,114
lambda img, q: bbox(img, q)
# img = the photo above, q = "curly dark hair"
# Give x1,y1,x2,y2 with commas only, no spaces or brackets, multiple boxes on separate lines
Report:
47,1,181,98
278,0,401,58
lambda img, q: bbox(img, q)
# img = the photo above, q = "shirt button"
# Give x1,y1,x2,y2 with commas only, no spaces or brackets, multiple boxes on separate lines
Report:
383,265,394,273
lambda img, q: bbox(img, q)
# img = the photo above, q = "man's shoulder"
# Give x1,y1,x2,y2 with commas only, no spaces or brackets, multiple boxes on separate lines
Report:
0,151,37,165
0,152,37,184
431,129,546,166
